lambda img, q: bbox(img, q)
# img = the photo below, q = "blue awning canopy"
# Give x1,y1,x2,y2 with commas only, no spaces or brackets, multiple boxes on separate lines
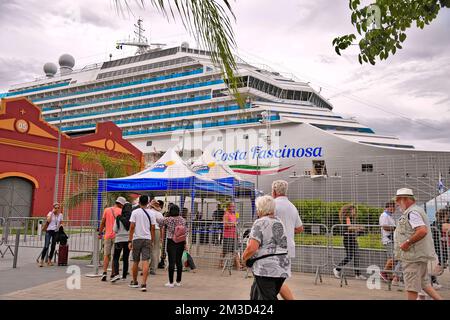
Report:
96,148,240,219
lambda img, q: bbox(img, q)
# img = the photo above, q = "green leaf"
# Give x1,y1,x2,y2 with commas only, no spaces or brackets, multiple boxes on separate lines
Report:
358,54,363,64
399,33,407,42
335,46,341,56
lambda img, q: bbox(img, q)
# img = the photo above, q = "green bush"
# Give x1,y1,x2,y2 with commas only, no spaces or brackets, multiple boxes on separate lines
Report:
291,199,382,230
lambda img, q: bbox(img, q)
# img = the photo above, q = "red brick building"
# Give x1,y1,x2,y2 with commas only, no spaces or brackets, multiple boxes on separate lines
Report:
0,97,143,219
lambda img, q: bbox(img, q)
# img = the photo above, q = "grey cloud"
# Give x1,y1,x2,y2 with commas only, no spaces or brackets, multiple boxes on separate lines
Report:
0,57,42,92
79,5,121,28
355,116,450,145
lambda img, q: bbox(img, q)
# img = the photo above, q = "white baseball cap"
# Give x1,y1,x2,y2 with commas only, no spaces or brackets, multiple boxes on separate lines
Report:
395,188,415,199
115,196,127,206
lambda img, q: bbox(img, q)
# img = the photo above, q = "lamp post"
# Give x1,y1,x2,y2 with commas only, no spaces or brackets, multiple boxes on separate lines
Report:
257,110,272,193
53,105,63,203
180,119,190,160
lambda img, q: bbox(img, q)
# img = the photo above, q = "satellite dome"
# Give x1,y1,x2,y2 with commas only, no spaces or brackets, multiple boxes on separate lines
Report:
43,62,57,77
181,42,189,49
58,54,75,69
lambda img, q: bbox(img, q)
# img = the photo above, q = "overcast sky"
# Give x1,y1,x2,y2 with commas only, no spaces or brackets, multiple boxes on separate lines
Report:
1,0,449,150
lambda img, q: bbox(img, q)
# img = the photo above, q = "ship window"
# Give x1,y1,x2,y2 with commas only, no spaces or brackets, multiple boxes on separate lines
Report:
146,141,152,146
362,164,373,172
243,134,249,139
217,136,223,142
275,130,281,137
312,160,327,175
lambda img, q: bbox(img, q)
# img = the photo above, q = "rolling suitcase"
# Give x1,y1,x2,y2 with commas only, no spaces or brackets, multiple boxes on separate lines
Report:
58,244,69,266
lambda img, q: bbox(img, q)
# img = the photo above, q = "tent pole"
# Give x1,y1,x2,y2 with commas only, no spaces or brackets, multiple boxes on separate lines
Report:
97,180,103,223
251,190,256,220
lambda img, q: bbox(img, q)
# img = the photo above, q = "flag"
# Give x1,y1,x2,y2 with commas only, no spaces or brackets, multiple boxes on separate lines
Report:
438,172,446,194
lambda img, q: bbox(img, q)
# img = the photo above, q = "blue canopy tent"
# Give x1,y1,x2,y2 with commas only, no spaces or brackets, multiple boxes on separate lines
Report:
96,148,233,220
191,151,257,219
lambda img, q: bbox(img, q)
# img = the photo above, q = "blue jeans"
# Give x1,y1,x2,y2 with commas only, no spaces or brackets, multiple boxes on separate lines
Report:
40,230,57,262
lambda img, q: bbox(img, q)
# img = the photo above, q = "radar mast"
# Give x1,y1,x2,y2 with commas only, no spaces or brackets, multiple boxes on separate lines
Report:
116,18,166,55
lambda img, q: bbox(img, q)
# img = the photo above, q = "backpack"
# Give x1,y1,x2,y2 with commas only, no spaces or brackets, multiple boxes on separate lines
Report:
173,222,187,243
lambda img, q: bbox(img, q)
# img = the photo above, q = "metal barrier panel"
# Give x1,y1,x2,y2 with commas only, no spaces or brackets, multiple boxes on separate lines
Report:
188,220,245,272
330,224,399,279
3,217,98,253
0,217,5,244
292,224,329,273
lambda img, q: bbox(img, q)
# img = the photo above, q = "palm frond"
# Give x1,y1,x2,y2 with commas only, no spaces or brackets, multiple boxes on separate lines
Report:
115,0,241,105
64,187,98,209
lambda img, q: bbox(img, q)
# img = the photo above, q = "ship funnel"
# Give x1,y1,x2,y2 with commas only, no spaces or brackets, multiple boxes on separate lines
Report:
43,62,57,78
58,54,75,75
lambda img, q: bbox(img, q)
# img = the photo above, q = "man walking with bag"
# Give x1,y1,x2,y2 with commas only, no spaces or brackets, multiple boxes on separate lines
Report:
128,195,156,292
272,180,304,300
393,188,442,300
98,196,125,281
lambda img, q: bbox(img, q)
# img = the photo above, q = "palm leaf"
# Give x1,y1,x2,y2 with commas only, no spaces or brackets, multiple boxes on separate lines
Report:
67,150,141,212
115,0,242,105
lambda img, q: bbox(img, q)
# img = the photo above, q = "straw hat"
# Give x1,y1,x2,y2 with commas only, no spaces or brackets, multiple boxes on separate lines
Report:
394,188,415,200
150,199,161,211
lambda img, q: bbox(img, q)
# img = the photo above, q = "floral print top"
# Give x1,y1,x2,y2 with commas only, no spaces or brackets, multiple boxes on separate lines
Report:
248,216,290,278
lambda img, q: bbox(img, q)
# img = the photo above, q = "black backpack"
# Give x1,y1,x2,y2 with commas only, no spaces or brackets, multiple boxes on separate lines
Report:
56,226,69,245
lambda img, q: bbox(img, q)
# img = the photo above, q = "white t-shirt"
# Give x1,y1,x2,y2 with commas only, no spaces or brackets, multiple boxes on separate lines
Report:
46,212,63,231
129,208,155,240
379,211,396,244
408,210,426,229
274,196,303,258
149,208,164,230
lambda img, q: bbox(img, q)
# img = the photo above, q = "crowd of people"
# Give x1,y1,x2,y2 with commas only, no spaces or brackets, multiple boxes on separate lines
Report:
37,179,449,300
97,194,188,292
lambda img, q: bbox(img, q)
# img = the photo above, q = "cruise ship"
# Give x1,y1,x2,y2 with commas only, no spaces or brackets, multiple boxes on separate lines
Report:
2,20,449,207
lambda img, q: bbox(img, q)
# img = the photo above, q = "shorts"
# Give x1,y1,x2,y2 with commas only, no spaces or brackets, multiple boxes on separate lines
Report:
402,261,431,293
104,238,115,257
132,239,151,262
223,237,237,254
383,242,394,259
250,275,286,300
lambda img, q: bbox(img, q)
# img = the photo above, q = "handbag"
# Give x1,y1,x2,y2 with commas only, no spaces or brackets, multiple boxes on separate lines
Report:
42,220,50,232
245,252,287,268
186,251,196,269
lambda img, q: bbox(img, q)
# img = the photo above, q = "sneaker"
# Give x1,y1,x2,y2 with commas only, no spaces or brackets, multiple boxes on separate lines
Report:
164,282,174,288
140,284,147,292
101,273,107,282
333,268,341,279
128,281,139,288
175,282,182,287
355,275,367,280
110,274,121,283
380,272,389,282
149,270,156,275
432,282,442,290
